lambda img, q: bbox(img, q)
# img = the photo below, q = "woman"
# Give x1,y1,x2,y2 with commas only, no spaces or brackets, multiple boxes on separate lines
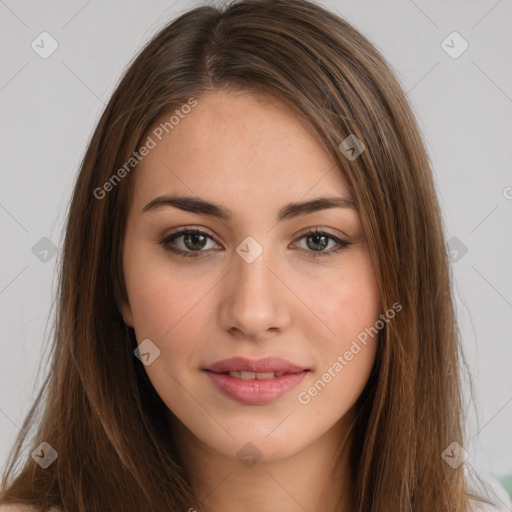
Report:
0,0,504,510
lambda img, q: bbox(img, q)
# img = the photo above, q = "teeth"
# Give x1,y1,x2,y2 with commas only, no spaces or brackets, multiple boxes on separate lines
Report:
254,372,276,379
227,371,286,380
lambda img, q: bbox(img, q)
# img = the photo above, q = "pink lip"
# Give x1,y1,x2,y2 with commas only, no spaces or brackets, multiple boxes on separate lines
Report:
203,356,307,374
204,370,308,405
203,356,309,405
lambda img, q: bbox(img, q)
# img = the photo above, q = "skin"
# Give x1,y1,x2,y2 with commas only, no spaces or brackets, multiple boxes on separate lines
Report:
119,89,382,512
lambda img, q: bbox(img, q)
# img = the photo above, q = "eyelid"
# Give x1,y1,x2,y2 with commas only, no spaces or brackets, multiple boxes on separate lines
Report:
163,225,349,244
165,225,218,239
293,226,350,242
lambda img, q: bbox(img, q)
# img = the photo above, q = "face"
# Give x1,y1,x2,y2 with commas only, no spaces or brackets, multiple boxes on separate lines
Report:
119,89,382,463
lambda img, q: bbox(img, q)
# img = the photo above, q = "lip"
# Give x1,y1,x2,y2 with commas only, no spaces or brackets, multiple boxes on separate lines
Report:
203,356,307,374
204,370,309,405
202,356,309,405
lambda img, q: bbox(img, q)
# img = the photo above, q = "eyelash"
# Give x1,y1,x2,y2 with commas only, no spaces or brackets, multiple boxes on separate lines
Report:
158,227,353,259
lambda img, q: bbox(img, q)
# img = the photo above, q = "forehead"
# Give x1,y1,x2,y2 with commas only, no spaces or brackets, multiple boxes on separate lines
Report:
129,89,352,216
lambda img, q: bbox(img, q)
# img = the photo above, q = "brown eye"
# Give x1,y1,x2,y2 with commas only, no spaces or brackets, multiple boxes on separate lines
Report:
159,228,221,258
294,229,352,258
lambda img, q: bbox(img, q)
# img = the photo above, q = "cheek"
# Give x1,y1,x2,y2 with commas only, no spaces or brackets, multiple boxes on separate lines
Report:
294,247,381,396
296,248,382,342
124,254,220,401
294,270,380,423
124,245,216,339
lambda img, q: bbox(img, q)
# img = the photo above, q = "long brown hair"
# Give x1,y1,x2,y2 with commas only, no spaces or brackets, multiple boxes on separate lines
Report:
0,1,491,510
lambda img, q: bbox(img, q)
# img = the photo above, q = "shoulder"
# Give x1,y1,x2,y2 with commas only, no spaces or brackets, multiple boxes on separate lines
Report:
469,495,512,511
470,502,512,511
468,473,512,512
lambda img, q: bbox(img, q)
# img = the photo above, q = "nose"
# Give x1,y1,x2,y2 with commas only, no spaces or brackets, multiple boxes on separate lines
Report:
218,245,291,340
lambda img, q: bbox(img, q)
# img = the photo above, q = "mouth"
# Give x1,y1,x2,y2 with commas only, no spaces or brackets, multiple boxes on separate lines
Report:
203,355,309,375
202,357,310,405
205,370,298,380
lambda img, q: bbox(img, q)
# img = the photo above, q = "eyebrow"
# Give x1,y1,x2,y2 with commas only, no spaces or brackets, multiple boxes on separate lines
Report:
141,194,357,222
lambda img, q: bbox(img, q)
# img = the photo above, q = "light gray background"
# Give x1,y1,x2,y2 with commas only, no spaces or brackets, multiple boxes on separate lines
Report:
1,0,511,492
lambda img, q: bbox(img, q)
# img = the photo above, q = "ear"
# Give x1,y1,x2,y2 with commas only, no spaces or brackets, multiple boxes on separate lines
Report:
119,299,134,327
115,287,134,327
